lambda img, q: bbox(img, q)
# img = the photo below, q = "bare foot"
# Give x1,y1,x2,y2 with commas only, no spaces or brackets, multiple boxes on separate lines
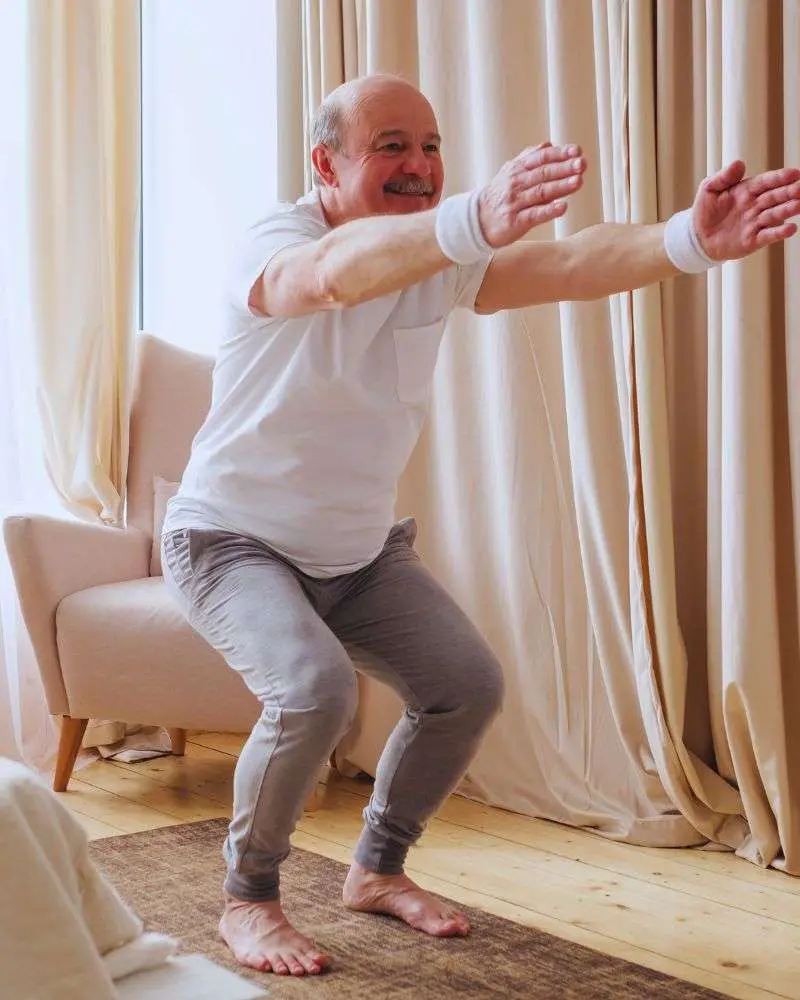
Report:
219,895,331,976
342,862,470,937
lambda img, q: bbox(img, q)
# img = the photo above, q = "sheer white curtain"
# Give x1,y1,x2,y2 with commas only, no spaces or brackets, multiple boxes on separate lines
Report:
141,0,279,356
1,0,280,765
0,1,60,766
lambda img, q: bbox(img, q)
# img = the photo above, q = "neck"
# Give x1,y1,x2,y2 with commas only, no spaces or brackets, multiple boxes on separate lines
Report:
318,187,349,228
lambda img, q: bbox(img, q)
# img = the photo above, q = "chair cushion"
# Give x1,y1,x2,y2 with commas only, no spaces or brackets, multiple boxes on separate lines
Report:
56,577,260,732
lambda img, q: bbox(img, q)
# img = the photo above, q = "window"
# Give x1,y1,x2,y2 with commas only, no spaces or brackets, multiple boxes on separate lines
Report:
141,0,279,354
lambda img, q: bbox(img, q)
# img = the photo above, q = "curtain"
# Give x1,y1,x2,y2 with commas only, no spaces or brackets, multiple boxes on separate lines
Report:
280,0,800,870
28,0,140,527
0,0,142,762
0,0,61,767
654,0,800,869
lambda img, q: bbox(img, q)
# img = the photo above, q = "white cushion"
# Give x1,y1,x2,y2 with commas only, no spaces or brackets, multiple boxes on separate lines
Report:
56,578,260,732
126,335,213,539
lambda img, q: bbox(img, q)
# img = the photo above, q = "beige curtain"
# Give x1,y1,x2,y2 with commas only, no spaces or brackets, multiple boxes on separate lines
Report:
28,0,140,527
654,0,800,870
27,0,151,755
279,0,800,870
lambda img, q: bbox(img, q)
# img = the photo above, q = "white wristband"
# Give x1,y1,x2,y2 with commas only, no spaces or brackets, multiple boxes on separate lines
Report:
664,208,716,274
435,191,493,265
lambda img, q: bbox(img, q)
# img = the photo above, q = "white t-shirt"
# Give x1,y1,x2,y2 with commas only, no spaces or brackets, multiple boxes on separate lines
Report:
163,190,491,577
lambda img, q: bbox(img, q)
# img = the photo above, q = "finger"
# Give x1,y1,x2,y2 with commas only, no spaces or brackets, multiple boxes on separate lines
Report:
748,166,800,197
517,143,582,171
703,160,747,193
516,174,584,207
755,222,798,248
520,156,586,185
756,199,800,229
755,180,800,212
518,199,569,228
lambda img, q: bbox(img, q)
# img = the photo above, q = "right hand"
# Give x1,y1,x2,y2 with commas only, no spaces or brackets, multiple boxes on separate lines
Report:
478,142,587,248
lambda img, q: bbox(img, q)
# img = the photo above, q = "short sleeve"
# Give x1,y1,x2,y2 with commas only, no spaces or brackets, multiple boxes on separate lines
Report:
448,256,494,312
228,203,327,314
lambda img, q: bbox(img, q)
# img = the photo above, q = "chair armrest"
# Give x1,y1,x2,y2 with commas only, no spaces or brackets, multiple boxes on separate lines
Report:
2,515,150,716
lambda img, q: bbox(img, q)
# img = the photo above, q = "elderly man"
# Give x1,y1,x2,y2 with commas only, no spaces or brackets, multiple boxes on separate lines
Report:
161,73,800,977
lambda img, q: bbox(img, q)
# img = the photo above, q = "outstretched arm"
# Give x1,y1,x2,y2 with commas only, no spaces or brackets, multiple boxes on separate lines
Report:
250,143,586,318
474,162,800,314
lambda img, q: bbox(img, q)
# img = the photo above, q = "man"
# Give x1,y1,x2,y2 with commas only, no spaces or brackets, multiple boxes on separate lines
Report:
161,74,800,977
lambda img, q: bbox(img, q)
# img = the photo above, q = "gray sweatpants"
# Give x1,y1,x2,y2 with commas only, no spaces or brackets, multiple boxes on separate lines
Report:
161,518,504,902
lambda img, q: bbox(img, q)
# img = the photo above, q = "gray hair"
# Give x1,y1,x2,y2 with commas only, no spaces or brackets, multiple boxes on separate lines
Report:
309,74,409,185
309,96,345,185
310,98,345,154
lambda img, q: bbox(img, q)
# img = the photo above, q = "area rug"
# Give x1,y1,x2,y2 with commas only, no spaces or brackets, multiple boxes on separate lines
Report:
90,819,732,999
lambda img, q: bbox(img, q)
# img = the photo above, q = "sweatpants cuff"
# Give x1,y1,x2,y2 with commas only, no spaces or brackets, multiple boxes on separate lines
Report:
224,869,280,902
353,825,410,875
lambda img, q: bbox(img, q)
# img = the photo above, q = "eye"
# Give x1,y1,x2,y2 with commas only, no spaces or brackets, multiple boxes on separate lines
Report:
424,144,440,154
381,142,404,153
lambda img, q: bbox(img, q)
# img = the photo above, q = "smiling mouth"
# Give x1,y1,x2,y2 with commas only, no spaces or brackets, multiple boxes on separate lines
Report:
383,180,435,196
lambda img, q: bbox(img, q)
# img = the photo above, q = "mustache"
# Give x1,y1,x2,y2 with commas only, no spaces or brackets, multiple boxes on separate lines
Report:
384,177,435,195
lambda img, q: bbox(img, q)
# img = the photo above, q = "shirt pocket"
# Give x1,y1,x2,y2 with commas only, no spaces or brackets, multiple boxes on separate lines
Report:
392,321,444,407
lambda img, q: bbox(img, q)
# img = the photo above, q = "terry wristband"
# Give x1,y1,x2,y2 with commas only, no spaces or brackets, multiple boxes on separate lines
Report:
664,208,716,274
435,191,494,265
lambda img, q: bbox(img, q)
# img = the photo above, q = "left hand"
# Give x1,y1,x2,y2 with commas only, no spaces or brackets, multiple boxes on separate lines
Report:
692,160,800,261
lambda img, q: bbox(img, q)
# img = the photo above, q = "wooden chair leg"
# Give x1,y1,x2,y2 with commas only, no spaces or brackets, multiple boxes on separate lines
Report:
168,728,187,756
305,782,325,813
304,758,335,813
54,717,89,792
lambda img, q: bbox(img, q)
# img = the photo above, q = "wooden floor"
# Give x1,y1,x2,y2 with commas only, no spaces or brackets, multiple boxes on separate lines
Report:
60,732,800,1000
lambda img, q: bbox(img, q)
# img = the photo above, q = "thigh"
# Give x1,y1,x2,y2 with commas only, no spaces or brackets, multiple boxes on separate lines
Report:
162,528,353,706
325,525,503,711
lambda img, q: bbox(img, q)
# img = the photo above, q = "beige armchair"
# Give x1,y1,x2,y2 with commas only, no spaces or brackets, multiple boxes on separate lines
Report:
3,334,401,795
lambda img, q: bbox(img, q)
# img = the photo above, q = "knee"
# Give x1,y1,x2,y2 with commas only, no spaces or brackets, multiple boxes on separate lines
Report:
459,652,505,724
281,656,359,733
479,657,506,719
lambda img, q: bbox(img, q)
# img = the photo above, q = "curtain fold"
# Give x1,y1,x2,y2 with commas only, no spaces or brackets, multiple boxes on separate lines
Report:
281,0,800,870
25,0,143,756
27,0,140,527
655,0,800,870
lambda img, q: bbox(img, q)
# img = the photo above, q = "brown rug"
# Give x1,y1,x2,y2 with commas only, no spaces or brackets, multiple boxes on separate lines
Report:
90,819,732,999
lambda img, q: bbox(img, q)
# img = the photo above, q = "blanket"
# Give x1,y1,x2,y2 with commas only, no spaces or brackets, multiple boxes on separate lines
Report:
0,758,178,999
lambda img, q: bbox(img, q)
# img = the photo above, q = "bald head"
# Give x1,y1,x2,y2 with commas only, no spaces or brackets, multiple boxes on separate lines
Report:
310,75,423,163
309,73,444,224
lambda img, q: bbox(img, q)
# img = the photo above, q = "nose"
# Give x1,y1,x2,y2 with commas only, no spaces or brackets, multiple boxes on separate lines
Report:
402,143,432,177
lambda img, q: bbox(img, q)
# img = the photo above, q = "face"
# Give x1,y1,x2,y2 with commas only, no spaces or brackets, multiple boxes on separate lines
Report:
315,80,445,221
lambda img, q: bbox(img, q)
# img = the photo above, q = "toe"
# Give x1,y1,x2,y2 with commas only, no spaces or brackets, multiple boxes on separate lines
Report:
286,955,306,977
272,957,290,976
297,951,325,976
312,950,332,971
434,913,467,937
236,949,271,972
442,907,470,933
437,920,460,937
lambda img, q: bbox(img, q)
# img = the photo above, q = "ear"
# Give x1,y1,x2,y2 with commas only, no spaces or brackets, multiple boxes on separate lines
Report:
311,144,338,186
